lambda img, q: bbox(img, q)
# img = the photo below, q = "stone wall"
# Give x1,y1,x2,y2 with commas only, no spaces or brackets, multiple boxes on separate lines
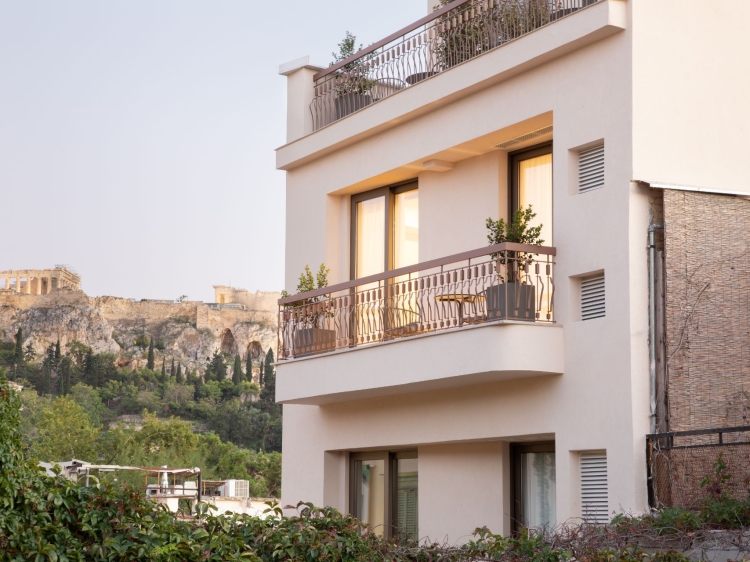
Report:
0,290,277,375
663,189,750,432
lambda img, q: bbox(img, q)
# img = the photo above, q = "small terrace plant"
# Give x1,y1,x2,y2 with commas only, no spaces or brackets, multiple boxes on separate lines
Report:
486,205,544,282
281,263,331,328
330,31,377,97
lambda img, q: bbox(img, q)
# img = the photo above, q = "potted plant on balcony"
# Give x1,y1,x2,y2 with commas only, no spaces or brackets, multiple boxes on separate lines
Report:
281,263,336,357
330,31,377,119
484,205,543,321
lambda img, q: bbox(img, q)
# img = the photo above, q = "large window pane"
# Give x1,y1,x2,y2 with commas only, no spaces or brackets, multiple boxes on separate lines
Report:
352,459,386,536
356,197,386,279
520,451,556,529
519,153,553,246
393,190,419,269
396,457,418,540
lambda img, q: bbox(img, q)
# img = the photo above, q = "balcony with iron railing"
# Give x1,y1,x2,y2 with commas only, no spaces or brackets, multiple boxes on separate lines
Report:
310,0,601,131
275,243,564,405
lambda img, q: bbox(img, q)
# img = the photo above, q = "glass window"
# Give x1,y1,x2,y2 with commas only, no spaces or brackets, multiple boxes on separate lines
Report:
355,196,386,279
393,190,419,270
395,457,419,540
352,458,387,536
350,451,418,539
512,442,556,532
511,144,553,246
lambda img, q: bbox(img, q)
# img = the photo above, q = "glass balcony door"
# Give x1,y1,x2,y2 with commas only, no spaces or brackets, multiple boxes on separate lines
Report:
512,442,556,532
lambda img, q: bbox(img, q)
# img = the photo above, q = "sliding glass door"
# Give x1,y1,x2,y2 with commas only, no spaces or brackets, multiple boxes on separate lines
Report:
511,143,552,246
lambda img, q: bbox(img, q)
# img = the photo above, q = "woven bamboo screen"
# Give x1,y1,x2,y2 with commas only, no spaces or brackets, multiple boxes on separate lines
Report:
664,189,750,433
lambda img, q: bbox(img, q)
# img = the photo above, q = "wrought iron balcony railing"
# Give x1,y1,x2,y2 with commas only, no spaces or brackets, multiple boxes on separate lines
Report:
278,243,555,361
311,0,600,130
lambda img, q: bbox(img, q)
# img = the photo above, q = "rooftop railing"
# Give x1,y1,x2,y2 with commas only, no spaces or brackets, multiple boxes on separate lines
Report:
278,243,555,361
311,0,600,130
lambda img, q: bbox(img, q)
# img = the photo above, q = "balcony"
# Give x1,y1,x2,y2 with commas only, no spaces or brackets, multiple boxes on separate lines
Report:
311,0,601,131
276,244,563,405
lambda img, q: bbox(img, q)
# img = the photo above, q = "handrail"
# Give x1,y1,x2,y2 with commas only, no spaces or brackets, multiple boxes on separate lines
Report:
313,0,472,82
279,242,556,305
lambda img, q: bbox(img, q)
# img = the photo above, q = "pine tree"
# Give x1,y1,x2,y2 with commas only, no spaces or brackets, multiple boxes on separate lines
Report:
175,363,183,384
147,339,155,370
54,338,61,361
245,353,253,383
232,354,243,385
14,328,23,365
207,351,227,382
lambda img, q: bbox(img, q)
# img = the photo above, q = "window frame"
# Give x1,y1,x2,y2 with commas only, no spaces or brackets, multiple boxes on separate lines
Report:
350,181,418,281
349,449,418,539
511,441,556,535
508,142,553,222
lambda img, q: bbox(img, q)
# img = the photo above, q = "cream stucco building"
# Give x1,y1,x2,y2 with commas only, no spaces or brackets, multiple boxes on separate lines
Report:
274,0,750,543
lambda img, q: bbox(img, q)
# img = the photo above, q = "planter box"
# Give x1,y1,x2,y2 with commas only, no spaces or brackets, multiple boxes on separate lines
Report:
293,327,336,357
484,283,536,321
335,92,372,120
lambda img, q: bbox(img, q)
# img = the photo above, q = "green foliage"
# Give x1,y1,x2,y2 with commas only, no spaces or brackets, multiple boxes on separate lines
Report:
207,351,228,382
147,338,155,370
134,333,150,349
233,354,244,385
486,205,544,247
245,354,252,383
14,327,23,364
331,30,361,64
29,396,101,463
175,362,184,384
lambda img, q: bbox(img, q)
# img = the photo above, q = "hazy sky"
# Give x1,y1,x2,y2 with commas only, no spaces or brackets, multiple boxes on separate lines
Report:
0,1,424,302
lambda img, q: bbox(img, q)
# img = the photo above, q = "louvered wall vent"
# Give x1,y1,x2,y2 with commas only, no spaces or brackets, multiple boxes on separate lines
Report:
581,273,605,320
580,452,609,524
495,126,553,150
579,144,605,193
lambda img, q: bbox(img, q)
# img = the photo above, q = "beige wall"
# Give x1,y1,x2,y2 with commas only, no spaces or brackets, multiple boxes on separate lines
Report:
276,0,664,543
632,0,750,193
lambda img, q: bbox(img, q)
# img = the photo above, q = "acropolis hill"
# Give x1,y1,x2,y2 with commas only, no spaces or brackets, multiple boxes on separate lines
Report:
0,267,280,377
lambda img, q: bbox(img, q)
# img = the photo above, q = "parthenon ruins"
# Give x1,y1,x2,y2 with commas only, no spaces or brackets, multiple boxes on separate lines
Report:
0,267,81,294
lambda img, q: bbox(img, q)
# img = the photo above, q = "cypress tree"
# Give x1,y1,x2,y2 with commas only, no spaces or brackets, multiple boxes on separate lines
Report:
245,353,253,383
259,358,264,387
147,339,155,370
14,328,23,365
59,356,72,396
83,349,94,386
207,351,227,382
232,354,243,385
54,338,61,361
260,348,276,408
175,363,183,384
170,357,175,377
161,358,166,382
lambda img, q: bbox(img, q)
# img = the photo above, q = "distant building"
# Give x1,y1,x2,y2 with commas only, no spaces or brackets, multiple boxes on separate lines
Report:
212,286,280,312
0,266,81,294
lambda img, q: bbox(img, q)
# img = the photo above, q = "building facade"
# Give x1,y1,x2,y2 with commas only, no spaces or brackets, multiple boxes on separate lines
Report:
275,0,750,542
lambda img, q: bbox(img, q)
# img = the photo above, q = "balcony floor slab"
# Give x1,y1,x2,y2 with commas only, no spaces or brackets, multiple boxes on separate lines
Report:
275,321,564,405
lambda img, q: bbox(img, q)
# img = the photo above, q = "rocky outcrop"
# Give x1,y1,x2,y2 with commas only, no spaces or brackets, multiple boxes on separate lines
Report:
0,290,278,373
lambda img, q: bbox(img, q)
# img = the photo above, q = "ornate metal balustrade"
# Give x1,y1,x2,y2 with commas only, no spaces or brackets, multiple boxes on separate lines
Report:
311,0,600,130
278,243,555,361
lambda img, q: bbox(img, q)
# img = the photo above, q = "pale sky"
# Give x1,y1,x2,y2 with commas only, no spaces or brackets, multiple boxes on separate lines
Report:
0,0,424,302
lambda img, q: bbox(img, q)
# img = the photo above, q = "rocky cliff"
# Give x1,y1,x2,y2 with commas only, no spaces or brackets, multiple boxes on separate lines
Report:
0,289,279,374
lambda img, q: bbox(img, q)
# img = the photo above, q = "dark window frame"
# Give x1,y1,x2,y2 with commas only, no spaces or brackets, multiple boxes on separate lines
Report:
350,181,418,281
511,440,556,535
349,449,418,539
508,142,553,222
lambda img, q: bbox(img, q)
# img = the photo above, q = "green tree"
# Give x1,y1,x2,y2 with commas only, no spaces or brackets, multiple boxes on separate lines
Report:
170,357,175,377
260,348,277,412
175,362,183,383
161,358,166,382
246,353,253,382
69,383,106,426
59,356,73,396
54,338,61,361
259,358,265,387
207,351,227,382
233,354,243,385
146,338,155,370
13,327,23,365
29,396,100,462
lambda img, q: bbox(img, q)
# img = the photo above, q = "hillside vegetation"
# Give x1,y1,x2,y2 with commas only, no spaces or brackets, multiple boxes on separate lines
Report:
1,328,281,497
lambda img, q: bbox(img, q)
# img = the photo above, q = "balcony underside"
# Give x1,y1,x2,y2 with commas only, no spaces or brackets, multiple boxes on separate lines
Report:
275,321,564,405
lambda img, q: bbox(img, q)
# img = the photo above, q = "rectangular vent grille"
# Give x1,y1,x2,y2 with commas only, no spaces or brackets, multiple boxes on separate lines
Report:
580,452,608,524
579,144,605,193
581,273,605,320
495,125,553,150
